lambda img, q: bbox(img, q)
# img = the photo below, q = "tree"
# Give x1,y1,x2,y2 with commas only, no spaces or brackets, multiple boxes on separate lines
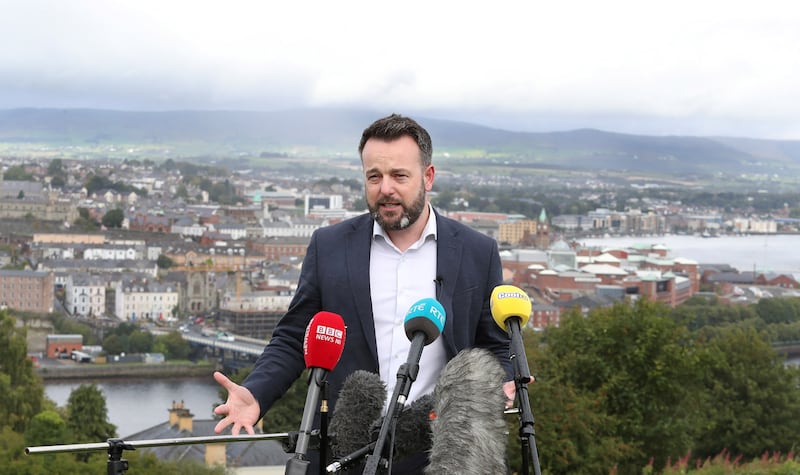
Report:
755,297,800,324
0,311,45,433
517,331,633,474
128,330,154,353
153,331,190,360
101,208,124,228
3,165,34,181
175,183,189,199
692,327,800,459
47,158,64,176
65,384,117,444
156,254,174,269
102,334,124,355
542,300,704,473
26,410,69,447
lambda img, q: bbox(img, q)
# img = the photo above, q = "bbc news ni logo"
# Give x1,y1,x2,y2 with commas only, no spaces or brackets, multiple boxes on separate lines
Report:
316,325,343,340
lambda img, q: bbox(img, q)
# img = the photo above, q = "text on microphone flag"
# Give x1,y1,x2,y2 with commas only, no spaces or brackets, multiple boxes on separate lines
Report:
404,297,446,332
490,285,532,327
315,324,344,344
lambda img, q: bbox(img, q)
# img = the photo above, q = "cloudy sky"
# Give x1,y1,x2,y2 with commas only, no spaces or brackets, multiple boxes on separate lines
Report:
1,0,799,140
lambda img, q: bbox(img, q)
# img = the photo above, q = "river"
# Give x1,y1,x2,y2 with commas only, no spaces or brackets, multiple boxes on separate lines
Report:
44,376,222,438
578,234,800,273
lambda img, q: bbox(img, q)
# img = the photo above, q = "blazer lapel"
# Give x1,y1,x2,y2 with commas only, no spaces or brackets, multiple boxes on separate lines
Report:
435,213,462,358
345,216,379,367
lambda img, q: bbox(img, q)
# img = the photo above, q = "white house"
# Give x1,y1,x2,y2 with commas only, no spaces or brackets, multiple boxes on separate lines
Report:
115,277,179,322
65,273,106,318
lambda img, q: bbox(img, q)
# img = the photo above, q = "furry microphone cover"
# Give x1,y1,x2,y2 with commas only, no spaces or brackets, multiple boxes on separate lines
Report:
425,348,508,475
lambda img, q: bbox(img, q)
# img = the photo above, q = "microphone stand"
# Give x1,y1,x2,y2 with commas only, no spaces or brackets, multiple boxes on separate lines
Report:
320,383,329,475
362,336,423,475
287,371,329,475
26,433,291,475
506,316,542,475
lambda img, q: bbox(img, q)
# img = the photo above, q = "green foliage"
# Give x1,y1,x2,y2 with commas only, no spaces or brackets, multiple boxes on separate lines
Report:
25,410,68,447
539,300,704,473
3,164,34,181
0,311,45,433
519,332,634,473
102,333,125,355
101,208,125,228
692,328,800,460
47,158,64,175
50,314,96,345
128,330,154,353
65,384,117,444
123,451,229,474
156,254,174,269
650,450,800,474
153,331,190,360
261,372,309,432
84,174,147,197
755,297,800,324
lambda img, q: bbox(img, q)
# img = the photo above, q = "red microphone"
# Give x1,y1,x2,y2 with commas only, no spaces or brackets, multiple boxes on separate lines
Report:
303,311,346,371
287,311,346,474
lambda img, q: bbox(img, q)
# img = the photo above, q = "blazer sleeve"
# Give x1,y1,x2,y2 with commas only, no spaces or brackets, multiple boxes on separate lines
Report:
241,231,323,417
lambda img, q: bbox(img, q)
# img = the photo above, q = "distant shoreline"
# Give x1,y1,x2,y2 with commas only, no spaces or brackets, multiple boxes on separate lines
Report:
35,362,217,380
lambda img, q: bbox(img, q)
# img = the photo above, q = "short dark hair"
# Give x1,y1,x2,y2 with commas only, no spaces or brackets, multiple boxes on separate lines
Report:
358,114,433,167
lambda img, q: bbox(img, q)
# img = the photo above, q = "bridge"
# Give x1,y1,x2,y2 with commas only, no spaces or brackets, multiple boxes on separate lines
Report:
178,331,268,372
181,332,267,356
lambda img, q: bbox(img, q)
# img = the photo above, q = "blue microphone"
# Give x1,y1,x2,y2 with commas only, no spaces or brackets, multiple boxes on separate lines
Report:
363,298,446,475
404,297,446,344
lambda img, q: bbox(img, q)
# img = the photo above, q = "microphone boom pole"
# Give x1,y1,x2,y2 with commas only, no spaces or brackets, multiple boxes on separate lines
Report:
491,285,542,475
363,298,446,475
506,315,542,475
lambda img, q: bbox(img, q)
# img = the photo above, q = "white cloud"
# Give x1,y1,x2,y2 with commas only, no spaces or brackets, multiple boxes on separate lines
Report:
1,0,799,138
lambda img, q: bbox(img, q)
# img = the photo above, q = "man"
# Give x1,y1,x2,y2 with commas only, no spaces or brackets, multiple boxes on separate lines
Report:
213,114,511,472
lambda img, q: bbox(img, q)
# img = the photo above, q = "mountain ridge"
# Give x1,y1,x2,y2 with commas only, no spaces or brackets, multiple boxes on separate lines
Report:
1,107,799,177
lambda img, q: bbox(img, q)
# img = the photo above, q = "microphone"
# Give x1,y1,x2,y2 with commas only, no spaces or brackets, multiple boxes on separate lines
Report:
425,348,508,475
285,311,346,475
489,285,542,475
327,375,431,473
326,370,386,472
391,393,434,462
363,298,446,475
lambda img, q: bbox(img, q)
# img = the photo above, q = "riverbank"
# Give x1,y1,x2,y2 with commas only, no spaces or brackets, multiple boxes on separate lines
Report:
35,361,217,380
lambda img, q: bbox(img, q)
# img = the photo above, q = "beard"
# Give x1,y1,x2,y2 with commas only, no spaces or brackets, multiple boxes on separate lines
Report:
369,186,426,232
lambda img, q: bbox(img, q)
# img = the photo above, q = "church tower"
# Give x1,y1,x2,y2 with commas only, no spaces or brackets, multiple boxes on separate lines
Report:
535,208,550,249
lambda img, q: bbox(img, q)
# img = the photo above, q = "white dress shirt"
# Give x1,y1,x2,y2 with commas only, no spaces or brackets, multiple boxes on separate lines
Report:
369,204,447,406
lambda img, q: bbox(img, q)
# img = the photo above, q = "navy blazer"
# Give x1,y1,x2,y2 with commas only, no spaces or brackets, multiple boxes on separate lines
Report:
242,208,510,418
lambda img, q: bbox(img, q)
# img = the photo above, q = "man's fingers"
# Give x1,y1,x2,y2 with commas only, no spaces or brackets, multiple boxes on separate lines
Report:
213,371,234,390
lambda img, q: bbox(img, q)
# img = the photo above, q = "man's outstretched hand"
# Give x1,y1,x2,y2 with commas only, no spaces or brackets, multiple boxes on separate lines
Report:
213,371,261,435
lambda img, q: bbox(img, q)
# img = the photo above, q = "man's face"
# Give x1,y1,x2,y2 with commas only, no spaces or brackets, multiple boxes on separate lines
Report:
361,136,434,232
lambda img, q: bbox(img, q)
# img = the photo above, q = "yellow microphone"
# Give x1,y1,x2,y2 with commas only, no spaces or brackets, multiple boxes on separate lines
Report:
490,285,532,329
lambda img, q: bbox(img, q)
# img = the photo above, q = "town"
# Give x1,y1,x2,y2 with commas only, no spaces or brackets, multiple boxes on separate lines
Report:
1,155,799,353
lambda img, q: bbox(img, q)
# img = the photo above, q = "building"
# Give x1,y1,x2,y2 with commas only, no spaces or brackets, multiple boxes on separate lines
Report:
46,334,83,359
114,277,179,322
65,273,106,318
304,194,343,216
125,401,289,471
0,270,55,313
